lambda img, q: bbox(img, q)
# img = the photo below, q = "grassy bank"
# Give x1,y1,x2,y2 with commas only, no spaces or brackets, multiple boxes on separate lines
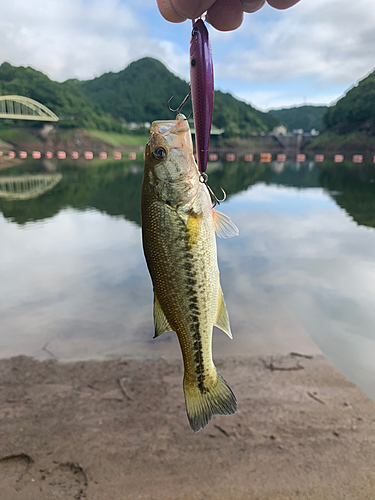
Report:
86,130,149,147
0,127,149,151
307,131,375,152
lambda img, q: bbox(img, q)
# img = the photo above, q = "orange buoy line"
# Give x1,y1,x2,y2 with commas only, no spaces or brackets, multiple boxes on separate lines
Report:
0,150,373,164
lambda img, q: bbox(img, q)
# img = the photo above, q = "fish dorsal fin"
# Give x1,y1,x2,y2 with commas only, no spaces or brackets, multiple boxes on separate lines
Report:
153,293,172,338
214,286,233,339
212,210,239,239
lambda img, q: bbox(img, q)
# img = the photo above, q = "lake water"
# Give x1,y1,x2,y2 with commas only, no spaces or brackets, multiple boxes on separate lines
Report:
1,156,375,400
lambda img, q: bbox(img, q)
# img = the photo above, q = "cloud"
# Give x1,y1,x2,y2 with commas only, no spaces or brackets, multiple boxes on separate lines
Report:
0,0,187,81
1,0,374,110
215,0,375,87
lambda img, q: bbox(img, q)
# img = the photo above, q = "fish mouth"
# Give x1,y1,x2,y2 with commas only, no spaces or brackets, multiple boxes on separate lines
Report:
149,115,193,153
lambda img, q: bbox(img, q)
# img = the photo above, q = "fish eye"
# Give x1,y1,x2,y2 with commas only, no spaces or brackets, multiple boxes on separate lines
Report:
191,59,196,67
192,27,198,37
152,147,167,160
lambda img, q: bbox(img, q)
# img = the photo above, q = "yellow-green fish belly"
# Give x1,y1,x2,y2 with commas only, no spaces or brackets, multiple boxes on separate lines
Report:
142,193,218,389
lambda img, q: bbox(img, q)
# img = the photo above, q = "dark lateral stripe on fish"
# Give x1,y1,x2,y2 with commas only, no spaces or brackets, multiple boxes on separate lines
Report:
189,295,205,392
184,250,205,393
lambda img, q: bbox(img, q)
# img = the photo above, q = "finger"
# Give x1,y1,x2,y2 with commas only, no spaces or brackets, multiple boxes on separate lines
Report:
171,0,216,19
266,0,301,9
156,0,187,22
206,0,244,31
241,0,265,13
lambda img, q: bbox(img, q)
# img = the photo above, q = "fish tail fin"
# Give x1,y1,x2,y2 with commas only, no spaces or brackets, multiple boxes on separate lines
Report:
183,370,237,433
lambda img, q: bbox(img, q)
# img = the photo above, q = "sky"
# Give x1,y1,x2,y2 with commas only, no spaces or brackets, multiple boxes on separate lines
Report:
0,0,375,110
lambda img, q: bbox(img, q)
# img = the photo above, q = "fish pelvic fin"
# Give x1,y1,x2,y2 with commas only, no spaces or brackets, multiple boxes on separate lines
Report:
183,371,237,433
212,210,239,239
153,293,172,338
214,286,233,339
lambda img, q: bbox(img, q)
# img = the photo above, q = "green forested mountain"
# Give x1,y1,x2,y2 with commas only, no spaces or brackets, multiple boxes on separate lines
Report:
213,91,278,136
0,62,120,130
75,58,191,124
76,57,278,136
269,105,327,132
0,59,277,136
323,70,375,134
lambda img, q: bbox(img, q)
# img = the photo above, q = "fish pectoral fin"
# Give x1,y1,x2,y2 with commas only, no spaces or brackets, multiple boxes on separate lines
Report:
214,286,233,339
153,293,172,338
212,210,239,239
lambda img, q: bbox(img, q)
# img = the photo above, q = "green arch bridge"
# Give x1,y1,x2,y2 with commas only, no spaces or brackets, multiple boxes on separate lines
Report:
0,96,59,122
0,174,62,200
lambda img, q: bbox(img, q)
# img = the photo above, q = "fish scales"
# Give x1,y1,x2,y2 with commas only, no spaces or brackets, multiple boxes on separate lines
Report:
141,115,238,432
142,170,216,381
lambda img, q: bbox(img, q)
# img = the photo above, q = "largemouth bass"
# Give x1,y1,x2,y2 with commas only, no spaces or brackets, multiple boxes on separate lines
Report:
141,114,238,432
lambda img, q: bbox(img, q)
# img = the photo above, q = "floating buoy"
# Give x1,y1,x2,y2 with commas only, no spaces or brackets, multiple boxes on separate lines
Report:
84,151,93,160
314,154,324,162
260,153,271,163
244,154,253,162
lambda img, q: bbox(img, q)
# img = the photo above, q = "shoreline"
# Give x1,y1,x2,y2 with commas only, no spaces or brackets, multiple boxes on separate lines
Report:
1,353,375,499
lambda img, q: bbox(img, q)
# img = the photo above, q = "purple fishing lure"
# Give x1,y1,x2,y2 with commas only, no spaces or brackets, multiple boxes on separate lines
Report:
190,19,214,174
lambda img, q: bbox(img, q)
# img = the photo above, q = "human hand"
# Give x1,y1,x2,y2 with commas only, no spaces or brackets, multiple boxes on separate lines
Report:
156,0,301,31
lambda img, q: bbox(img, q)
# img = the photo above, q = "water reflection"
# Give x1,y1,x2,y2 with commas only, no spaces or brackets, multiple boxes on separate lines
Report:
319,161,375,228
2,157,375,230
0,161,143,225
1,157,375,401
0,173,62,200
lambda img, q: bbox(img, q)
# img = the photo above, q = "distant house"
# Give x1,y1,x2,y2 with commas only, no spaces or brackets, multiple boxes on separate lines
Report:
128,122,139,130
190,123,224,136
272,125,287,136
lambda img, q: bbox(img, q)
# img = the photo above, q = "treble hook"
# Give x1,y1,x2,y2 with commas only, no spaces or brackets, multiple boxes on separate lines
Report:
167,85,191,114
199,172,226,208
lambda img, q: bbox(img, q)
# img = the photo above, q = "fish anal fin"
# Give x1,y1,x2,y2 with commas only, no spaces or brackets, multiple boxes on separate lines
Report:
214,286,233,339
212,210,239,239
153,293,172,338
185,212,203,250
